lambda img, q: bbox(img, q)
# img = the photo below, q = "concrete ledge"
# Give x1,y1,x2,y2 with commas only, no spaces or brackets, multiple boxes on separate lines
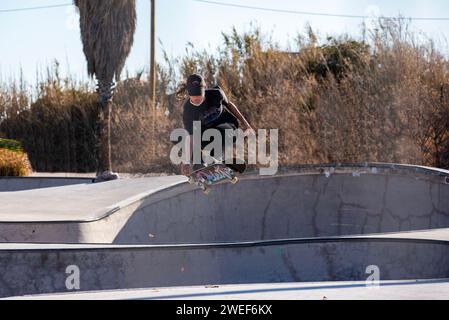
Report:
0,177,94,192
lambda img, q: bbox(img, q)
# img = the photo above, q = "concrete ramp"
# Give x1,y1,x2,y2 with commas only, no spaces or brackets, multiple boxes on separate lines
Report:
0,163,448,244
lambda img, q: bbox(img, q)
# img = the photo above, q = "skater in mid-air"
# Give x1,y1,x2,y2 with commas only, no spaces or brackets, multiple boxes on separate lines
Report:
180,74,255,175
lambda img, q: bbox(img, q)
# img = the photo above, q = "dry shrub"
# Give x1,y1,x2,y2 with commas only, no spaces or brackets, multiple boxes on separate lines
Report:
110,77,178,173
0,148,32,176
1,19,449,173
0,64,98,172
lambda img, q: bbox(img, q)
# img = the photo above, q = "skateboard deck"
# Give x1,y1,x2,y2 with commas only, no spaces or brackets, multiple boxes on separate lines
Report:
187,160,246,194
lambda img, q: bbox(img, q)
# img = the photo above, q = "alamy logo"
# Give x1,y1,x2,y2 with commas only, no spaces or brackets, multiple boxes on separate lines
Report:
366,265,380,289
170,121,279,175
65,265,81,291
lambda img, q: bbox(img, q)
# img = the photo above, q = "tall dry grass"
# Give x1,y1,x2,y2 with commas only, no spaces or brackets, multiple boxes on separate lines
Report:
1,19,449,173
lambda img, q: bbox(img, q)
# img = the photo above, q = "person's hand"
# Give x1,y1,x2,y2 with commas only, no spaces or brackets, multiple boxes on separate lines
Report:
244,128,256,136
180,164,192,175
241,124,256,136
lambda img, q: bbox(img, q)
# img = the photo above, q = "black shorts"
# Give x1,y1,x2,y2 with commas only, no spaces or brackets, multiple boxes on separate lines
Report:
201,122,238,158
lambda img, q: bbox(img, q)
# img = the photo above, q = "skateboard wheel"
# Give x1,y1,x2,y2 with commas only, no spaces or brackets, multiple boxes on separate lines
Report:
231,177,239,184
188,177,195,184
202,187,211,195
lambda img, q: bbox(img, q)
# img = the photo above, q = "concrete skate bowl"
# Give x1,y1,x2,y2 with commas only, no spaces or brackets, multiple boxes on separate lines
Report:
1,163,449,298
113,163,449,244
0,164,449,297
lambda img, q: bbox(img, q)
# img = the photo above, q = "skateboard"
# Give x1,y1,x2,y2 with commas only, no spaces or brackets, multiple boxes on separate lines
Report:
187,160,246,194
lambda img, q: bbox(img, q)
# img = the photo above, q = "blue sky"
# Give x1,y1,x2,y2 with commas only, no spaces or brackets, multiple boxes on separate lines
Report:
1,0,449,85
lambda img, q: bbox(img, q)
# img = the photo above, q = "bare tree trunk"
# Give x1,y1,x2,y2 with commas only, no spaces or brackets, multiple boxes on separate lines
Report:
96,80,114,174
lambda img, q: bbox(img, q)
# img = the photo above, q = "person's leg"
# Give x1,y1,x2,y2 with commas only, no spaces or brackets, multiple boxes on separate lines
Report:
213,123,237,161
201,123,246,173
214,123,246,173
199,123,234,163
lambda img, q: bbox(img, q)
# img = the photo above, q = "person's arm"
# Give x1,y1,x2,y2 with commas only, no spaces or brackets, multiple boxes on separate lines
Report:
226,101,255,134
180,135,193,175
219,88,254,133
180,102,195,175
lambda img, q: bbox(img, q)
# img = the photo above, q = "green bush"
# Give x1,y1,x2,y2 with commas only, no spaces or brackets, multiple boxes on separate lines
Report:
0,138,23,153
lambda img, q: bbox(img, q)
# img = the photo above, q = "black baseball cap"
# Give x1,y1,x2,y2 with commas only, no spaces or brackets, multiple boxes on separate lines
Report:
187,74,206,96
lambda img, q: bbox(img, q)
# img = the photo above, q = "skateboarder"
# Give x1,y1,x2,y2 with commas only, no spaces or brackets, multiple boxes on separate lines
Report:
180,74,255,175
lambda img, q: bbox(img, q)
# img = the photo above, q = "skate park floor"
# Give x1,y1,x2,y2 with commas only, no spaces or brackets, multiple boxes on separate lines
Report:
4,279,449,300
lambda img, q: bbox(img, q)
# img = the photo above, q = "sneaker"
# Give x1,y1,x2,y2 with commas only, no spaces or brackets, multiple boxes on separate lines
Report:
92,171,120,183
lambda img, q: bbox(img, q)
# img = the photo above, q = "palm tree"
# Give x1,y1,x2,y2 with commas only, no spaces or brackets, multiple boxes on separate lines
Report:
74,0,137,181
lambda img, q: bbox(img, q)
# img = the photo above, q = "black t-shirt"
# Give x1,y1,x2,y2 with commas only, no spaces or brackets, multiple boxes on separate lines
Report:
183,88,238,135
